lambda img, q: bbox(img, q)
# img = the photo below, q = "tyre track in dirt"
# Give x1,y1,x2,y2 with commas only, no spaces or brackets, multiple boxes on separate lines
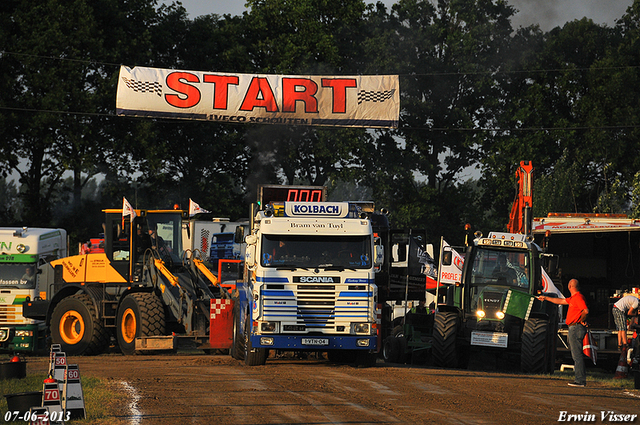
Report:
23,354,640,424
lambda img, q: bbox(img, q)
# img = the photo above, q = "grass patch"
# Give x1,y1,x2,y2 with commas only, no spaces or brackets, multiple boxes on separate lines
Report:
1,373,127,423
553,368,638,389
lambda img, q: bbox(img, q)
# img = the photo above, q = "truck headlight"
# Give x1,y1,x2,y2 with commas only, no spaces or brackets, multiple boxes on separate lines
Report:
15,330,33,337
356,339,370,347
260,337,274,345
261,322,278,332
0,329,8,342
353,323,369,334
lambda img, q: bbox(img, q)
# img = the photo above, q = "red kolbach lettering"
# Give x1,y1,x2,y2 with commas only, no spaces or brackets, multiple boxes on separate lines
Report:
164,72,357,114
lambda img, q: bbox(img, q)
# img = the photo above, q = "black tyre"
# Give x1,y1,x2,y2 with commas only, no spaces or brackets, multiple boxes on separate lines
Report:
432,311,459,368
116,292,166,355
51,293,110,356
230,302,245,361
244,313,268,366
634,370,640,390
382,336,401,363
521,318,551,374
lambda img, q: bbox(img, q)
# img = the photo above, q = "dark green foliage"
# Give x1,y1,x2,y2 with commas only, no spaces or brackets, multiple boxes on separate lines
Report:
3,0,640,252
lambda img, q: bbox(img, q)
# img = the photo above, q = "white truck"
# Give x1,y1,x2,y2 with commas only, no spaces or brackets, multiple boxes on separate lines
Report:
0,227,67,352
233,186,383,366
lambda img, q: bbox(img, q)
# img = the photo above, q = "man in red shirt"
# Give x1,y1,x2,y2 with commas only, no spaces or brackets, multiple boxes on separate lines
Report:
539,278,589,387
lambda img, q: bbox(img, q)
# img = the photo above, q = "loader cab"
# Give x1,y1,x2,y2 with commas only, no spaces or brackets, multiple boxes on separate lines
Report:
103,209,188,283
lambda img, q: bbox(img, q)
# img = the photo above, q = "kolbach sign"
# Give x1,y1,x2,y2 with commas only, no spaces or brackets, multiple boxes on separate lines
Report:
116,65,399,128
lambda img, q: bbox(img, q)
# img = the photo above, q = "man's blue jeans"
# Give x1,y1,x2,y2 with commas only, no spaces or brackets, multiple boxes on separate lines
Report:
568,324,587,384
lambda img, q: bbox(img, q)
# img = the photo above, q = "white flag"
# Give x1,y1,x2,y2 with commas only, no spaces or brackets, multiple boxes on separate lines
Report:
189,199,210,217
439,239,464,284
541,266,565,299
122,197,137,225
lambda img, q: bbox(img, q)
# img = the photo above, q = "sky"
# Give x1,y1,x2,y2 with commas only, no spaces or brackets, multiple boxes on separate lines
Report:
166,0,634,32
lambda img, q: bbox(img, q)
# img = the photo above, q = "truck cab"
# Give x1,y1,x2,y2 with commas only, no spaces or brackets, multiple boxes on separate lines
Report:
0,227,67,352
238,194,384,366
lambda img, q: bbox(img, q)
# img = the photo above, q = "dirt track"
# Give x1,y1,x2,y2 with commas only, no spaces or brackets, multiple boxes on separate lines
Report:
24,353,640,424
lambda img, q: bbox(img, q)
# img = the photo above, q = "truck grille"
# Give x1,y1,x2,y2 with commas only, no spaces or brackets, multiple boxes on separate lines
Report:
262,283,372,332
0,305,28,325
296,285,335,328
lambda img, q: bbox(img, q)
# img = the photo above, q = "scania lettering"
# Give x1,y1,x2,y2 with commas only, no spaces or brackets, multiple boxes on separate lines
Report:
0,228,67,352
234,185,383,366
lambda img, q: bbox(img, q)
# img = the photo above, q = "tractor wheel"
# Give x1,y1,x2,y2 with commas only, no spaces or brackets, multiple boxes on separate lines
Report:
382,336,401,363
51,293,110,356
244,313,268,366
432,311,459,368
116,292,166,355
230,302,245,360
521,318,551,374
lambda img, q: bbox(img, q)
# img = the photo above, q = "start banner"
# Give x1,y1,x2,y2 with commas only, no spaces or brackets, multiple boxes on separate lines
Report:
116,65,399,128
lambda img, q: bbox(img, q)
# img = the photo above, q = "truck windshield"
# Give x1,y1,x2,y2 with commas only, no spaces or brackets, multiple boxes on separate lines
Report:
261,235,371,269
0,263,37,288
469,247,530,288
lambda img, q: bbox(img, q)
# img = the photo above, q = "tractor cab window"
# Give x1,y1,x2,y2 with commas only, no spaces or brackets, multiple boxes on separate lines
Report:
145,214,183,263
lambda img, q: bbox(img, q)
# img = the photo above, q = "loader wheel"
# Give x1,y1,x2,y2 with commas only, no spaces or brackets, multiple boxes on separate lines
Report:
116,292,166,355
51,293,110,356
521,318,551,374
432,311,459,368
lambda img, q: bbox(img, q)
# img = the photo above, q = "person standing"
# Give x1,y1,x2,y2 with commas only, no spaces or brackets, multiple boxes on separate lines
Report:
612,294,639,350
538,278,589,387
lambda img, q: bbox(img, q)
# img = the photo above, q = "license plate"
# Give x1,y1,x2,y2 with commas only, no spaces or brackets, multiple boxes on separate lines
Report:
471,331,508,348
302,338,329,346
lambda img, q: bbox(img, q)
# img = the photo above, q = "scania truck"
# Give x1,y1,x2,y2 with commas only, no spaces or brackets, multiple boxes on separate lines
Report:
234,185,383,366
0,227,67,352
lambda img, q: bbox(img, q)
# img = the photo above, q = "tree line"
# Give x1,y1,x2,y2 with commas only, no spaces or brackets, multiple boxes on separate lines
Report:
2,0,640,248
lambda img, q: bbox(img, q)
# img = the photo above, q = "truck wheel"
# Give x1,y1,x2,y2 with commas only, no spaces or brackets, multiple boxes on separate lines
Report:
116,292,166,355
432,311,458,368
382,336,401,363
51,293,110,356
521,318,550,374
244,313,268,366
230,302,245,361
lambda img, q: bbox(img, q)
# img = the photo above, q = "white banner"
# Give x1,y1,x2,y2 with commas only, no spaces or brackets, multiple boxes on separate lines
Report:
116,65,399,128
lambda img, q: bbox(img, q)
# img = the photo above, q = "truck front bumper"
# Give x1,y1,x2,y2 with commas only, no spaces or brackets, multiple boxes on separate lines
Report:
251,334,376,350
22,299,49,321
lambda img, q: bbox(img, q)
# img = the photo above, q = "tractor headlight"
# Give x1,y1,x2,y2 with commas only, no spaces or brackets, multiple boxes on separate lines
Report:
476,310,486,318
495,311,505,320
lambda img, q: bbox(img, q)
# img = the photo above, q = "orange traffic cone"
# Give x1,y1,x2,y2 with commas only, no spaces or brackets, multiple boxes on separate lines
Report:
614,347,629,379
